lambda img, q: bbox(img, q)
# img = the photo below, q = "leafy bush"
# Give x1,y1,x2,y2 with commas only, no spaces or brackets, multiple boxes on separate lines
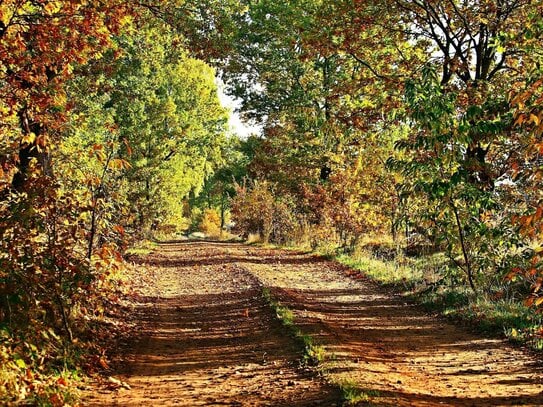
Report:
0,180,125,404
199,208,222,238
231,180,299,244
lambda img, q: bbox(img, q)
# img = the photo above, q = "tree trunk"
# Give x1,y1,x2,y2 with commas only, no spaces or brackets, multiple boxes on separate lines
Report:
450,199,476,292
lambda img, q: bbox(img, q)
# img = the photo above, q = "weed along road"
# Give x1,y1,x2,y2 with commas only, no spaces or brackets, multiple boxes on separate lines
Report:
84,241,543,406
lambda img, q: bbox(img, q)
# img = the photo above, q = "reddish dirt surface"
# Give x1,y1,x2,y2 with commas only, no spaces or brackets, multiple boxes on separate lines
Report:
82,241,340,406
83,241,543,406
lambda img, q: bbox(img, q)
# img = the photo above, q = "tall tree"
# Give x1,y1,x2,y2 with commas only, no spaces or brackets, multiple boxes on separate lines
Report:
61,18,229,240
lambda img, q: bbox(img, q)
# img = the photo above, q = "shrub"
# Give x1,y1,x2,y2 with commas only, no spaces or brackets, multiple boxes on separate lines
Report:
230,180,275,243
198,208,222,238
231,180,299,244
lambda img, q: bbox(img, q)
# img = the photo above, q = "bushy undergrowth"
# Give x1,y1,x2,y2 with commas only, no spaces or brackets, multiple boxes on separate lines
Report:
0,183,129,405
231,180,301,244
339,380,381,405
198,208,222,238
0,323,96,406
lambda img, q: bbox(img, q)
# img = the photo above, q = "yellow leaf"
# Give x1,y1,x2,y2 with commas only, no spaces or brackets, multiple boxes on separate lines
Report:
21,132,36,145
0,6,12,26
44,1,61,15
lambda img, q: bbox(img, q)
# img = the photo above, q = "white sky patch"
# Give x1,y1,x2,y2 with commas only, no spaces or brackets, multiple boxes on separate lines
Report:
216,78,262,139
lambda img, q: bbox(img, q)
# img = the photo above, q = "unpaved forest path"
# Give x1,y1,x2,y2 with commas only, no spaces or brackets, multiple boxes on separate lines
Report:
83,241,543,406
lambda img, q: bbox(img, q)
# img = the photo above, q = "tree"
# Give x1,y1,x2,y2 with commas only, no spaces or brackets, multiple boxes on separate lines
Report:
0,4,135,401
0,0,134,325
217,0,404,245
0,0,132,191
507,3,543,304
68,19,230,236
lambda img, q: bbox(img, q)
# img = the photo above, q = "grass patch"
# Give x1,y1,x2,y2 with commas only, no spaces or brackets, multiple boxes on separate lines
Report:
336,252,424,290
339,380,381,405
262,286,380,403
247,233,264,245
419,288,543,347
125,240,158,257
262,288,326,366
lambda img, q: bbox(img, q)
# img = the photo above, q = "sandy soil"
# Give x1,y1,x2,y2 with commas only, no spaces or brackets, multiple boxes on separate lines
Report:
83,241,543,406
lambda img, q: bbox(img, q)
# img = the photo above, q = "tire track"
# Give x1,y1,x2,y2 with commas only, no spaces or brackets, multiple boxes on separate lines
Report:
83,241,340,406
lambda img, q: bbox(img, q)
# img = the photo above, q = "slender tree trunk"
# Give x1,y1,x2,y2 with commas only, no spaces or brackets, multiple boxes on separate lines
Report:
13,109,51,191
220,190,226,230
450,199,476,292
87,153,113,258
87,201,97,260
49,205,73,341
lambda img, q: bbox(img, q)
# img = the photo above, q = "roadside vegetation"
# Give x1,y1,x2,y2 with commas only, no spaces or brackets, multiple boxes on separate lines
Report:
335,242,543,350
218,0,543,355
262,288,326,367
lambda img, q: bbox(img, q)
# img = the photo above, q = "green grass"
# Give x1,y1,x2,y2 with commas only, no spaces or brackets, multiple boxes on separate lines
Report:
420,288,543,347
262,288,326,366
125,240,158,256
339,380,381,405
336,252,425,289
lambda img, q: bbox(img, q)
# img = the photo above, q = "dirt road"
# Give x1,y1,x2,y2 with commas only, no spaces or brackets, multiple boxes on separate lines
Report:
83,241,543,406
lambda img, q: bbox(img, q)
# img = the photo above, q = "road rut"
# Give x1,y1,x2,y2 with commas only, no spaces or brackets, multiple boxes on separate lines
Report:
84,241,543,406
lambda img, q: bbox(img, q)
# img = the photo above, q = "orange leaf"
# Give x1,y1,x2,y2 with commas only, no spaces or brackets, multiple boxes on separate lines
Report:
536,206,543,220
113,225,125,236
99,358,110,370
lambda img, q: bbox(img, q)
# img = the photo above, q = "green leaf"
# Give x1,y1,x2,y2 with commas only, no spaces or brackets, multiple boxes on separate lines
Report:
15,358,26,369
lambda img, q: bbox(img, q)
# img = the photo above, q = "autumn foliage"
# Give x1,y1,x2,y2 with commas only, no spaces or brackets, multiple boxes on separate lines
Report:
199,208,222,238
222,0,543,305
2,0,543,403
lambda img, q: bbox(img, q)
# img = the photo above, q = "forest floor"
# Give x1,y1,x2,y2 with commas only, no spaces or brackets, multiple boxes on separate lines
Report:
82,241,543,406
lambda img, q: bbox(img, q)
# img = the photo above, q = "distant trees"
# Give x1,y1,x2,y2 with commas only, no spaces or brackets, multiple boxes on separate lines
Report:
66,19,229,238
